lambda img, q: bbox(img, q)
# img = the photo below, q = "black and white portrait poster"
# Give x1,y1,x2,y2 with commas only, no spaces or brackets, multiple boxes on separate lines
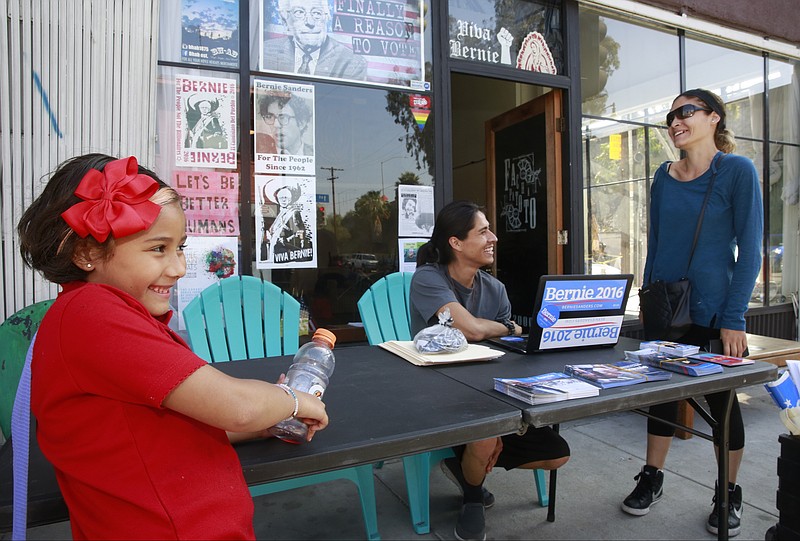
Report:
260,0,427,91
175,74,238,169
254,79,315,175
255,174,318,269
398,184,434,237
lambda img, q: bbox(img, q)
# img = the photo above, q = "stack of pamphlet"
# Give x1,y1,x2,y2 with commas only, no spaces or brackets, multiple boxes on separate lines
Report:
564,360,672,389
625,347,723,376
493,372,599,405
640,340,701,356
687,352,754,367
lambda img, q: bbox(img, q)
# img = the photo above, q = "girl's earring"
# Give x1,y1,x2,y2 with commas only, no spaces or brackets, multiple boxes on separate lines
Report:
86,263,92,269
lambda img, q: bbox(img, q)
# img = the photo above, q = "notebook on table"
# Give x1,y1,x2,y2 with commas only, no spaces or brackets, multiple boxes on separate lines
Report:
488,273,634,355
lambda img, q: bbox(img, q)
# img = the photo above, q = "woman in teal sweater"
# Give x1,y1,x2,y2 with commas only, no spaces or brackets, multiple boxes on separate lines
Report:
621,89,763,538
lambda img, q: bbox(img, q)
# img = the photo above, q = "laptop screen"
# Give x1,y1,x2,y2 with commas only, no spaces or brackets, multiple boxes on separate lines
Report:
526,274,634,353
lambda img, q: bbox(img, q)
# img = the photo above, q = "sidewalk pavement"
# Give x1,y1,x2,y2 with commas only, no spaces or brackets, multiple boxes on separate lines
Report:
13,382,785,541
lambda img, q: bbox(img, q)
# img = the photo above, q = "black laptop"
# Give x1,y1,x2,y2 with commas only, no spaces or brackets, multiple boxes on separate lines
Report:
489,274,634,354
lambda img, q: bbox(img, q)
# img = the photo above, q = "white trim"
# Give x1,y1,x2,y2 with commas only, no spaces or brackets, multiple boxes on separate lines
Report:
579,0,800,60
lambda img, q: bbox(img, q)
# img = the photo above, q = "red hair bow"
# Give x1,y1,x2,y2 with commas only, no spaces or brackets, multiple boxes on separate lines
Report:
61,157,162,242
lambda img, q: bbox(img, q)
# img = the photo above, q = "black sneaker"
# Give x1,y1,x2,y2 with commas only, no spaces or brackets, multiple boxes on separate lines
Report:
441,457,495,508
621,465,664,516
706,483,742,537
454,502,486,541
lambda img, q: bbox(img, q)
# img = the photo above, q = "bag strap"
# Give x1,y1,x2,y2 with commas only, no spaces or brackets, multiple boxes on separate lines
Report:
11,333,36,541
684,152,723,276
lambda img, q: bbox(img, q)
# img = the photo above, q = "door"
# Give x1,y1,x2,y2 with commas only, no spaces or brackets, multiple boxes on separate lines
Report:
486,90,563,329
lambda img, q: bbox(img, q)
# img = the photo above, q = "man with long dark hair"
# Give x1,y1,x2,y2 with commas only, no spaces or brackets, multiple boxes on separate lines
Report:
409,201,570,541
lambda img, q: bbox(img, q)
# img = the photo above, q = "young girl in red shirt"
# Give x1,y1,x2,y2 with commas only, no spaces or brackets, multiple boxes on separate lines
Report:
17,154,328,539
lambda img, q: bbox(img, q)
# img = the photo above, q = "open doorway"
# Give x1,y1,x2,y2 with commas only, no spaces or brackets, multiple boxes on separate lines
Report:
450,73,564,328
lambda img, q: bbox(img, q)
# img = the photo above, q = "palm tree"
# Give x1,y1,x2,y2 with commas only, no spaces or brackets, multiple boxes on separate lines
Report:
354,190,390,241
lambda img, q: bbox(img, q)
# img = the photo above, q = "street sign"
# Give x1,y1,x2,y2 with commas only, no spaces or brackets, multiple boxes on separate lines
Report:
316,194,330,203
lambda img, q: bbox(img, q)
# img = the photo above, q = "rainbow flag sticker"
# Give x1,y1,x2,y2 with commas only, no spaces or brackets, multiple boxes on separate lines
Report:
409,94,430,131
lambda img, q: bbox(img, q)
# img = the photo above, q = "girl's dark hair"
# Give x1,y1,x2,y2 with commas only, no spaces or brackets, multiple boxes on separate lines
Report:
416,200,483,266
18,153,176,284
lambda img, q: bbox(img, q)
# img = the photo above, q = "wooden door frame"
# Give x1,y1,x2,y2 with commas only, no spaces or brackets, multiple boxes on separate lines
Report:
485,89,564,275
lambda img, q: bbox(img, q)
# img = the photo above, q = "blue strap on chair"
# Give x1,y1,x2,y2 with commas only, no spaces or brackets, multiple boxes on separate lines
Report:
357,272,547,534
183,275,379,540
11,334,36,541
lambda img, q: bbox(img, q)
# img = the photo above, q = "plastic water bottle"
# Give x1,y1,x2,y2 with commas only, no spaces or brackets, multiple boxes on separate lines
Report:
269,328,336,444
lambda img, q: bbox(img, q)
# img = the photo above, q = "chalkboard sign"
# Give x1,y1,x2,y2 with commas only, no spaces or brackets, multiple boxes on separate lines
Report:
493,112,549,330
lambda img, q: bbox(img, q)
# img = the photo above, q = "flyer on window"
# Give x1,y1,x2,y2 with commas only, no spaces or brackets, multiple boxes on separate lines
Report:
398,184,434,237
175,74,237,169
259,0,427,91
174,170,240,236
254,79,315,175
255,174,317,269
181,0,240,68
398,238,427,273
175,236,239,330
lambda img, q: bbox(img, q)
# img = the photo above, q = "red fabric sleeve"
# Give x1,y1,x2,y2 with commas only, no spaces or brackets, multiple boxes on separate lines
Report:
54,283,205,407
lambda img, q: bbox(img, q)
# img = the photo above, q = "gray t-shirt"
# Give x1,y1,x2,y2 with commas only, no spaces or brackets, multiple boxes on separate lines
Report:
409,263,512,335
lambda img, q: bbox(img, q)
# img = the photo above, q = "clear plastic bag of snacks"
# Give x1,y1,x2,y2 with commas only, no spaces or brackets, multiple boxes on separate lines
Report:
413,308,468,354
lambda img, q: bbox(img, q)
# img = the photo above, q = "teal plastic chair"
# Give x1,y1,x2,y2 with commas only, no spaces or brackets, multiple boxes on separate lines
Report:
183,275,380,540
357,272,547,534
0,300,54,441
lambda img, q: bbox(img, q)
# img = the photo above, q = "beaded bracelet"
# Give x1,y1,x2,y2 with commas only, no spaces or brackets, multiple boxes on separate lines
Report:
277,384,299,420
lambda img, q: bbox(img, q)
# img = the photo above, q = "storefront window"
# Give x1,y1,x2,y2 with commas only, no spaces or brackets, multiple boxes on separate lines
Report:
251,80,434,327
685,37,764,140
448,0,563,75
580,9,679,314
156,1,436,332
580,9,678,121
765,58,800,307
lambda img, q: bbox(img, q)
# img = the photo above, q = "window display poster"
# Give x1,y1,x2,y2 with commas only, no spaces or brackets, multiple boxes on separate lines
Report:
174,170,240,236
398,184,434,237
256,174,318,269
181,0,240,68
254,79,315,175
260,0,427,91
399,238,427,273
175,74,237,169
175,235,239,330
448,0,558,74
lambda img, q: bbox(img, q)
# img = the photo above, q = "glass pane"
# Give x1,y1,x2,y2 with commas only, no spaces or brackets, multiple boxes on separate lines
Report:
448,0,563,75
252,78,435,327
757,142,799,307
582,122,674,315
160,0,241,69
579,8,679,122
767,61,800,306
768,58,800,145
685,38,763,140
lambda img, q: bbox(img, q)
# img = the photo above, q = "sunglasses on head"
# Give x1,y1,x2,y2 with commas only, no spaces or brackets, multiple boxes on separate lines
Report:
666,104,713,126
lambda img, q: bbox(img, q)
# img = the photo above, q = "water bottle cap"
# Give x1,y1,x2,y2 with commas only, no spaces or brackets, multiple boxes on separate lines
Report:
313,328,336,348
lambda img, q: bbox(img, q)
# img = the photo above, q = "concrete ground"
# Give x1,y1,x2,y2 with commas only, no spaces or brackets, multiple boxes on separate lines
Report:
9,382,787,540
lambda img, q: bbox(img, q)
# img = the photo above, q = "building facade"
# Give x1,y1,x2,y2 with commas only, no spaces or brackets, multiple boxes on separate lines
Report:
2,0,798,339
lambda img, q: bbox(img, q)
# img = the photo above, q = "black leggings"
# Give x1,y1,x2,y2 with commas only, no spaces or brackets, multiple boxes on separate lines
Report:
645,324,746,450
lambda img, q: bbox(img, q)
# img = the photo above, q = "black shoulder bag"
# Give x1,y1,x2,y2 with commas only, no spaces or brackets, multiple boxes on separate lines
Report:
639,155,720,340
